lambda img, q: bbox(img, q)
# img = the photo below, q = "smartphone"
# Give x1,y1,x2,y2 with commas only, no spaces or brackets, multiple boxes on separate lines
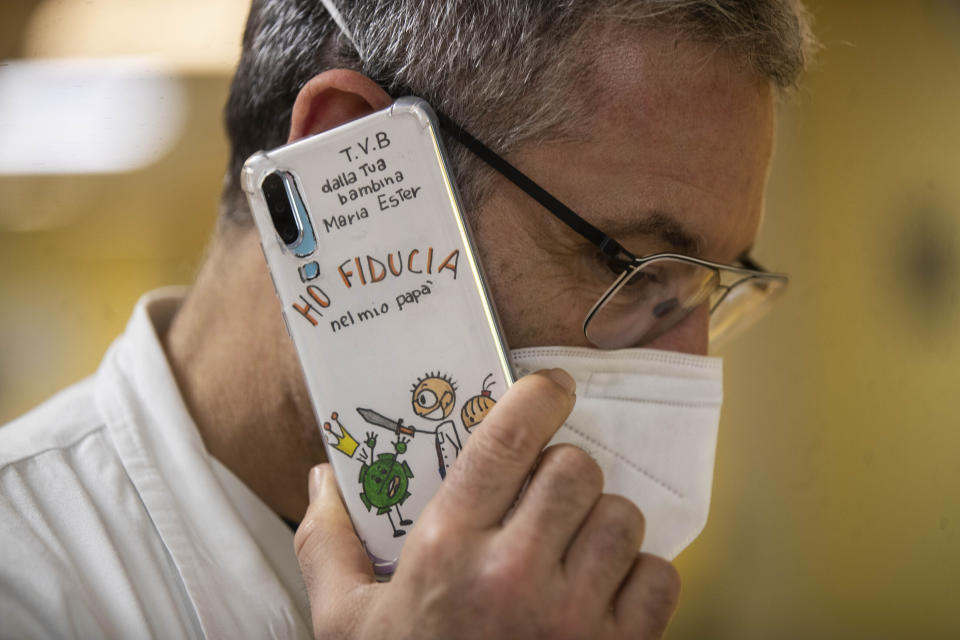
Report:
242,97,514,575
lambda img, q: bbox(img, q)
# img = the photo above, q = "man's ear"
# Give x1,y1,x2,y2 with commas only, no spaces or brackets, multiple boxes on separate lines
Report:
287,69,393,143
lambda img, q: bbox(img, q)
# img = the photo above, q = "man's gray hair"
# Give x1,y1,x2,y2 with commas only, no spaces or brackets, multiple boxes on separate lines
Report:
221,0,815,226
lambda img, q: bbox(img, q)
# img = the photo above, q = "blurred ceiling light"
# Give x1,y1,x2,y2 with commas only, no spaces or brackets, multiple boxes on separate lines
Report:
24,0,247,73
0,58,185,175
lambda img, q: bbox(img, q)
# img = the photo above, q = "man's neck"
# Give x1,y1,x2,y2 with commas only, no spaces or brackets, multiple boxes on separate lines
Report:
162,228,327,523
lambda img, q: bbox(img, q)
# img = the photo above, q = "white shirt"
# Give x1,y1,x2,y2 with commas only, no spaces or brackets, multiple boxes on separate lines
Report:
0,289,312,639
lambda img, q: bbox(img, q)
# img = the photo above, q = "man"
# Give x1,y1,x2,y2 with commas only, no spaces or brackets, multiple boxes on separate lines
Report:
0,1,814,638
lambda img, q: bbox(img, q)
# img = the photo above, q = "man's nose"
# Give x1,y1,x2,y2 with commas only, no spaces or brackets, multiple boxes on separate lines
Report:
643,303,710,355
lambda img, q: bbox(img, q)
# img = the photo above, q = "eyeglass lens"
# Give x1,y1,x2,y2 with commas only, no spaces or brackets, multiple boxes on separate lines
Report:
585,258,718,349
707,275,786,349
585,259,786,349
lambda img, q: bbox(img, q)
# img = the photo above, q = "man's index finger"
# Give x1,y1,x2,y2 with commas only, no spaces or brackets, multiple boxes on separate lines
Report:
429,369,576,528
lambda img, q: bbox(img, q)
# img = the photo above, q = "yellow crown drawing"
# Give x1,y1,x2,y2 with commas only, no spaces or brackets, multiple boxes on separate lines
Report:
323,411,360,458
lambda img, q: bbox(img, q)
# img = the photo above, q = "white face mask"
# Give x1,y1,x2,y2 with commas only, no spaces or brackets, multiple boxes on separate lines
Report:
510,346,723,560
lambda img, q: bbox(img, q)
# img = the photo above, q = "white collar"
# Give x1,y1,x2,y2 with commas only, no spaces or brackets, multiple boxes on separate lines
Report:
95,288,310,638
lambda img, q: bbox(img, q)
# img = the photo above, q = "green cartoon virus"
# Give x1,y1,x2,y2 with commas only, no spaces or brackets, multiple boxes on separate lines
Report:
358,432,414,537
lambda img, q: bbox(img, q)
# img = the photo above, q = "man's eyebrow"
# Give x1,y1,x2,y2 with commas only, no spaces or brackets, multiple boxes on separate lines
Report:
598,211,705,255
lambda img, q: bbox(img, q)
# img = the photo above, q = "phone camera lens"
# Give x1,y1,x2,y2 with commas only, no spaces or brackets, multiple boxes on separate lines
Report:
262,172,300,245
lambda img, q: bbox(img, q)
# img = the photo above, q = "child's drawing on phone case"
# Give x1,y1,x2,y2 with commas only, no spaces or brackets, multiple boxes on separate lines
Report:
353,371,464,480
461,373,497,433
357,432,414,538
324,412,416,538
244,98,514,573
322,368,498,539
410,372,462,479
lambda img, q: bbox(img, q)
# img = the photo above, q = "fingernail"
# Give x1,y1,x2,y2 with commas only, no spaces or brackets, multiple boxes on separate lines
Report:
540,368,576,396
308,464,326,503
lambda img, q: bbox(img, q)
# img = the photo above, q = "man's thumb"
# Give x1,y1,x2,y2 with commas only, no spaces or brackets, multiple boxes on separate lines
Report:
294,463,375,599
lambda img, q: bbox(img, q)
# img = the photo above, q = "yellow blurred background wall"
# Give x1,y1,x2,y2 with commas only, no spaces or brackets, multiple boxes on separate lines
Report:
1,1,958,637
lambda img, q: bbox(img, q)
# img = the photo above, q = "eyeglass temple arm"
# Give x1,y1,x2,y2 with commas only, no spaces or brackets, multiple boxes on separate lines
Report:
737,253,764,272
434,111,632,263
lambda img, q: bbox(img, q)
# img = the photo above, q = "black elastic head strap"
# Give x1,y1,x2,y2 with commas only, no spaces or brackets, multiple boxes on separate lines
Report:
432,110,632,264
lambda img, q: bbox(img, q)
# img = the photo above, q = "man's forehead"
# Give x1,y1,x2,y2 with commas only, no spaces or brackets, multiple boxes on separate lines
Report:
563,29,776,260
583,27,773,110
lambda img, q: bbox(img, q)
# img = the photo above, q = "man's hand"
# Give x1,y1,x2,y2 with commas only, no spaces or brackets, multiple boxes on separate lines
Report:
294,369,681,639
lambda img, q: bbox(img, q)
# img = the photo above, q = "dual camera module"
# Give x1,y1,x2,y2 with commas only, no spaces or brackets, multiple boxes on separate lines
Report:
261,170,317,258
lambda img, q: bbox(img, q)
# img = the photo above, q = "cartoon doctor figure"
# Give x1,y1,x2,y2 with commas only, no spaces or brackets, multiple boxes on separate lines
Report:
411,372,462,478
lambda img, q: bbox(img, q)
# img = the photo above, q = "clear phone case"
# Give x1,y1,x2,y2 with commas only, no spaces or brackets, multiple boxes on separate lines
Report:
242,98,514,574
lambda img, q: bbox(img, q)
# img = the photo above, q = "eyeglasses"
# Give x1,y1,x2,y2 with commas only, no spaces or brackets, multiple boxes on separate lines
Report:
435,112,788,350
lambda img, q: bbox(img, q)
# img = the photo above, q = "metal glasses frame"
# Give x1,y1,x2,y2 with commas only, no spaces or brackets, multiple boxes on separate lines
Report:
435,112,789,346
583,253,788,343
